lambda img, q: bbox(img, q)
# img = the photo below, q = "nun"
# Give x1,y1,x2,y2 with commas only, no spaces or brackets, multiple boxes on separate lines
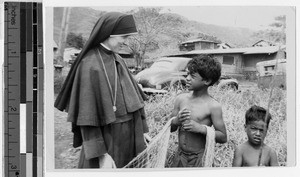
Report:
55,12,148,168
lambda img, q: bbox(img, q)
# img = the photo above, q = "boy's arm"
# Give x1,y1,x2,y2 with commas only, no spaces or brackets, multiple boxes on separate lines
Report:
210,103,227,143
269,149,279,166
170,95,182,132
232,146,243,167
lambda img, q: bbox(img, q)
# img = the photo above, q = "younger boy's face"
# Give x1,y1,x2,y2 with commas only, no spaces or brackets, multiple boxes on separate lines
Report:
245,120,268,146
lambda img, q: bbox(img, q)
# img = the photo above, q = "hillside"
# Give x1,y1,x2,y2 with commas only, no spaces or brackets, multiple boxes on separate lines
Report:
54,7,257,49
184,20,257,47
53,7,105,43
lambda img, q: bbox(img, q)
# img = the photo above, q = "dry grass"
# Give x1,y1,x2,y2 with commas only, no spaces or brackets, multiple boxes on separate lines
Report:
144,86,287,167
54,66,287,168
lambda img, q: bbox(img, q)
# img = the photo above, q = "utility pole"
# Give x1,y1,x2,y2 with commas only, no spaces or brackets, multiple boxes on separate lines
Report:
57,7,71,65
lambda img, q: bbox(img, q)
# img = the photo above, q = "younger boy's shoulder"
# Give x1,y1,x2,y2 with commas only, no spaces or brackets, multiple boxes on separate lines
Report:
235,142,254,155
236,142,250,150
233,142,248,159
262,144,276,154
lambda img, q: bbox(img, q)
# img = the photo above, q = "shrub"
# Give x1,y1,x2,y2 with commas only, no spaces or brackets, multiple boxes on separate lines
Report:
257,75,286,90
66,32,85,49
54,66,70,94
243,71,257,81
54,71,66,94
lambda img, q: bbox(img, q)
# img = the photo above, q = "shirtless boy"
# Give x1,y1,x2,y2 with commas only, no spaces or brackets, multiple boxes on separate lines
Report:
170,55,227,167
232,105,279,167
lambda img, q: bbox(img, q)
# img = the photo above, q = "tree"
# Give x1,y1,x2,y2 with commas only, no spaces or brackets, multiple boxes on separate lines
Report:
269,15,286,44
57,7,72,64
251,15,286,45
197,33,222,43
66,32,85,49
126,7,183,69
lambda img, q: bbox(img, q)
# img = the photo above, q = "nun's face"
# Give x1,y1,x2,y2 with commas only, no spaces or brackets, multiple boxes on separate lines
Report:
104,35,130,53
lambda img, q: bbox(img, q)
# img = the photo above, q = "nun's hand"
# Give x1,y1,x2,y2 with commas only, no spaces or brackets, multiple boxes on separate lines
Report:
99,153,116,168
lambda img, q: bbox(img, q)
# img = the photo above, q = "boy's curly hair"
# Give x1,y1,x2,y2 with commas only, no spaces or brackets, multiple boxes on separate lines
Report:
245,105,272,128
187,55,221,86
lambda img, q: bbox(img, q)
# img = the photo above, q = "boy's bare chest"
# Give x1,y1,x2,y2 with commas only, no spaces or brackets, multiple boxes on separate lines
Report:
242,148,270,166
179,98,211,123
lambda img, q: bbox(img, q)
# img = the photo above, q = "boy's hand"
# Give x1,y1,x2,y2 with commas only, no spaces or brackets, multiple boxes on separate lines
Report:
177,108,191,124
182,120,206,134
172,108,191,126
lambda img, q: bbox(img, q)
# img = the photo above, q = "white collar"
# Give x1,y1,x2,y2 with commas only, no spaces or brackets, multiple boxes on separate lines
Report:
100,43,112,51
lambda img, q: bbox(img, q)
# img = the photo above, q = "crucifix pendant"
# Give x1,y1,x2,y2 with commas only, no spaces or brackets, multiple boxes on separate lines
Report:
113,106,117,112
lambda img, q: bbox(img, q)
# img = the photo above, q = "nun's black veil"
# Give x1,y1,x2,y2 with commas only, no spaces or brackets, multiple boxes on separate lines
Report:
55,12,128,111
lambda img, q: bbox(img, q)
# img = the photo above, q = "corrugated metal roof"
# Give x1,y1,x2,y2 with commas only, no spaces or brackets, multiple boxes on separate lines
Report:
243,46,279,54
187,48,245,54
181,38,220,44
252,39,276,47
185,46,281,55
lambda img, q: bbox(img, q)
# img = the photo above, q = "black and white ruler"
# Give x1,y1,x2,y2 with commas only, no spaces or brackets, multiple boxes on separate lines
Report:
3,2,43,177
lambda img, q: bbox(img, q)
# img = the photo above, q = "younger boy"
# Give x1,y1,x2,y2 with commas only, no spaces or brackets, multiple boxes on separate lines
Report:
170,55,227,167
232,105,279,166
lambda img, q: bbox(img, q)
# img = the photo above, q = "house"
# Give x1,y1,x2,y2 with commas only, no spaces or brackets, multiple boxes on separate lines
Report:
179,38,220,51
217,43,233,49
168,45,286,77
252,40,277,47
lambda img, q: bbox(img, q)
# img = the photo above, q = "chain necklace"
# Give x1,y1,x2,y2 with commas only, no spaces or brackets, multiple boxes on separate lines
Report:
257,144,263,166
97,48,118,112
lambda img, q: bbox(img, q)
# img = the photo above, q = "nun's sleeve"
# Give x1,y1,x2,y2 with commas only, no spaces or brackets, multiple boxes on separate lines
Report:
80,126,107,160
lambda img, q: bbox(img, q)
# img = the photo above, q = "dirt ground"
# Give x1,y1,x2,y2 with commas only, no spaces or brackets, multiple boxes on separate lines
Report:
54,81,258,169
54,108,81,169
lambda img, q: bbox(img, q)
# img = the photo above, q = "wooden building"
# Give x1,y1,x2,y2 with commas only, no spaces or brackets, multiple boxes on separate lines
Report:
179,39,220,51
217,43,233,49
169,45,286,77
252,40,277,47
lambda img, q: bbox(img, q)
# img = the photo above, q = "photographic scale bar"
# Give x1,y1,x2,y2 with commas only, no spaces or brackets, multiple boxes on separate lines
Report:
4,2,43,177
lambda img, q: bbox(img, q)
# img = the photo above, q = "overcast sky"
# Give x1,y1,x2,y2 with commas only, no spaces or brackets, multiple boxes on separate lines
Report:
91,6,292,30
